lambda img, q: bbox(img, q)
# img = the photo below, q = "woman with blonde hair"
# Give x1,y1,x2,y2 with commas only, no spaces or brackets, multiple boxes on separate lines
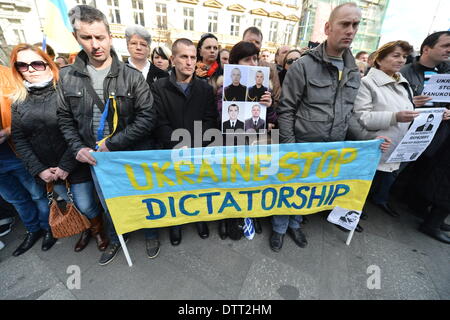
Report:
10,43,108,253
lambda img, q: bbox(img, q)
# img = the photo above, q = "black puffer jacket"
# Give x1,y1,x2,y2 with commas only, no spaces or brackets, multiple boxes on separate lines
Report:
57,49,157,155
12,83,91,184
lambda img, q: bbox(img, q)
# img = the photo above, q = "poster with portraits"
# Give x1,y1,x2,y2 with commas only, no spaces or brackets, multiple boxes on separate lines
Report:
222,64,270,134
386,108,446,163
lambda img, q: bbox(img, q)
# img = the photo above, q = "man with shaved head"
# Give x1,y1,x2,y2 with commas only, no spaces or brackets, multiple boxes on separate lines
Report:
274,2,370,252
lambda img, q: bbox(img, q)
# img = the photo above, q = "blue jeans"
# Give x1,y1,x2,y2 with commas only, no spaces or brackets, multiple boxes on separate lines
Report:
271,215,303,234
53,181,100,219
0,158,49,232
90,167,158,244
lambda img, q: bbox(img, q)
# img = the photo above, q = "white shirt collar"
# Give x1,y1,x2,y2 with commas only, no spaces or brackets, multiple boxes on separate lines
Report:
128,58,151,80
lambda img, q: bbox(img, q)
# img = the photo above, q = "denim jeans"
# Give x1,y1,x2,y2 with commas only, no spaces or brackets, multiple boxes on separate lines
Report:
90,167,158,244
0,158,49,232
53,181,100,220
271,215,303,234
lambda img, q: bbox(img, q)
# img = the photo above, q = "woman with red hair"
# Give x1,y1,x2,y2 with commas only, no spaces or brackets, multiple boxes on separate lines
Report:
10,43,108,254
0,56,52,256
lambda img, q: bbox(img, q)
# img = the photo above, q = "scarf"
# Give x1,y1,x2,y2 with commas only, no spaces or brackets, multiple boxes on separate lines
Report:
24,76,54,90
206,61,219,77
196,61,219,78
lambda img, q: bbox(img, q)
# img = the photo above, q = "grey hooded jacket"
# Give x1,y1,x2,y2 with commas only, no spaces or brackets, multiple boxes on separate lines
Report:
277,41,365,143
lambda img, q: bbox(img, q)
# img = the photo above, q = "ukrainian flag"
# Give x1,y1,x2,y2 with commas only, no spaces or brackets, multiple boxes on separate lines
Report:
43,0,80,54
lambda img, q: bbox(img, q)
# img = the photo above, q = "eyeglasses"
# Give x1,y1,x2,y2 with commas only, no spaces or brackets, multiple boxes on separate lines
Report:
129,41,149,48
15,61,48,72
286,58,299,65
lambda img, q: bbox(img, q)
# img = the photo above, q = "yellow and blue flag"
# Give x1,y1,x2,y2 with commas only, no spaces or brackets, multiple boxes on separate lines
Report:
92,140,382,235
43,0,79,53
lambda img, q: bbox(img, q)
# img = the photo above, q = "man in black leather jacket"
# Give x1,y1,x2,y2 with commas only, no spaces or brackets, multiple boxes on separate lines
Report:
57,5,157,265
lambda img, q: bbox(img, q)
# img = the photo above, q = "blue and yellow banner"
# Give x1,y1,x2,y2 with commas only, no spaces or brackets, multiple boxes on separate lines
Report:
92,141,381,235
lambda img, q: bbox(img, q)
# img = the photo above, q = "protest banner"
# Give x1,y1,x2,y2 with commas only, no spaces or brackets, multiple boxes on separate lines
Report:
421,74,450,103
92,140,381,234
386,108,446,163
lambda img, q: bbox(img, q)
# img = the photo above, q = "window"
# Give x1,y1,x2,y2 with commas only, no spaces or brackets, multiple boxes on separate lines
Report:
253,18,262,29
269,21,278,43
283,24,294,45
155,3,167,30
132,0,145,26
107,0,121,24
208,11,218,33
12,29,26,44
183,7,194,31
76,0,96,6
8,19,26,44
230,15,240,37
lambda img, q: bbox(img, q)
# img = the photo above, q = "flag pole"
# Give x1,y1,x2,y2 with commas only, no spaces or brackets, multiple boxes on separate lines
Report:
33,0,46,51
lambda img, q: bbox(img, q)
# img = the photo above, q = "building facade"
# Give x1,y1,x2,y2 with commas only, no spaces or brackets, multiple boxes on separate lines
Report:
1,0,303,58
297,0,390,54
84,0,303,57
0,1,43,64
0,0,389,62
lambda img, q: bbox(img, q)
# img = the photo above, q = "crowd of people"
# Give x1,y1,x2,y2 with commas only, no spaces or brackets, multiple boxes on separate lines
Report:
0,3,449,266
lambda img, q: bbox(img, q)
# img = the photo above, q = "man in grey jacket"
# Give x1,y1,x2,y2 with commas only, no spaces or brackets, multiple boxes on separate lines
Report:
273,2,365,252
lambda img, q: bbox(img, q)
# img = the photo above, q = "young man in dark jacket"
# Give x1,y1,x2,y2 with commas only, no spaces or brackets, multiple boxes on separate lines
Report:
151,38,219,245
57,5,157,265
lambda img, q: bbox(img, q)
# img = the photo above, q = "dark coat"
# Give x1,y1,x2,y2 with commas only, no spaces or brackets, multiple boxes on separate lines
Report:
12,83,91,184
245,117,266,132
421,121,450,211
247,85,268,102
57,49,157,154
224,84,247,102
400,58,450,97
222,119,244,131
151,70,219,149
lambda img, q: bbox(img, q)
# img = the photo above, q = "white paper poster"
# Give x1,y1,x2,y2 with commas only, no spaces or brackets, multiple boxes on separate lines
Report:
327,206,361,231
386,108,446,163
421,74,450,103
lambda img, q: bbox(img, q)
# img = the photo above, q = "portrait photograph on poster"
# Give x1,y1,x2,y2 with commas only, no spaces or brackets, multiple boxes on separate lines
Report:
244,103,267,134
223,65,248,102
221,101,246,133
246,68,270,102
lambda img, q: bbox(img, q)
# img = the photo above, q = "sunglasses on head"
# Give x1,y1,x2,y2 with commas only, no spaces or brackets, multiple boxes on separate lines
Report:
286,58,299,65
14,61,48,72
